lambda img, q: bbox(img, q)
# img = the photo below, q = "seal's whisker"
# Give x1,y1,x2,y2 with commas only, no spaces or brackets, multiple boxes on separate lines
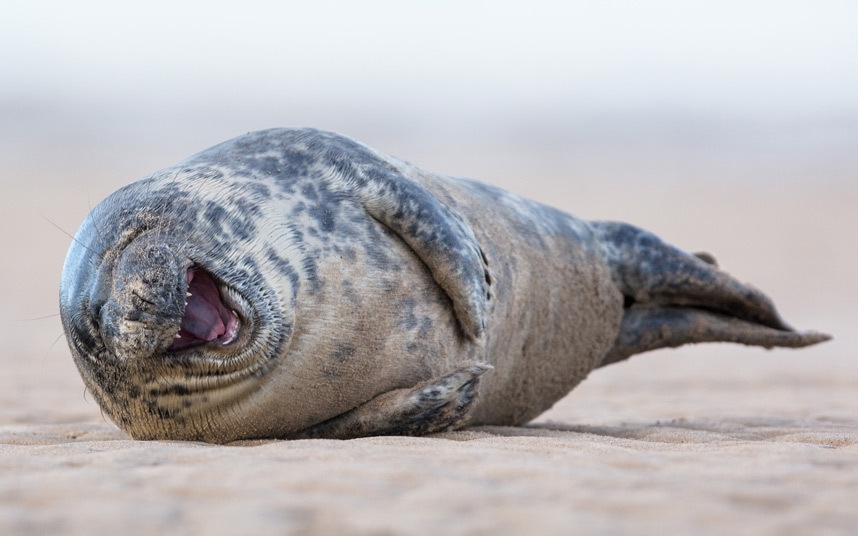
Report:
85,189,108,246
40,330,67,368
15,313,61,321
41,212,95,255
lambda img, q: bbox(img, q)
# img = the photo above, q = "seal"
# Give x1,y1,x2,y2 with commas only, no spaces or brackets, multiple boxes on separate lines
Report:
59,128,830,443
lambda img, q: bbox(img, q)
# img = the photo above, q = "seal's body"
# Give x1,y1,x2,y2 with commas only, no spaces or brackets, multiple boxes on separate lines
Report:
60,128,828,442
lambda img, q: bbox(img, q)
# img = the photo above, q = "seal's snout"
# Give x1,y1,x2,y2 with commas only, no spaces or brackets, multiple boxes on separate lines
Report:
98,238,186,359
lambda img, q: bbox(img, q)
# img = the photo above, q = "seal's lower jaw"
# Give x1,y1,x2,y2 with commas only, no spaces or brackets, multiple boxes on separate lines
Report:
168,267,242,351
117,266,269,442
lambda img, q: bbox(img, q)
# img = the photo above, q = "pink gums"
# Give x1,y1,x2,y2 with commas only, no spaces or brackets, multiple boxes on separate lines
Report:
169,268,238,351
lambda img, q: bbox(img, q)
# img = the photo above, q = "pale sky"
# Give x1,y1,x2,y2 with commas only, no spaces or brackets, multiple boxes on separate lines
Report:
3,0,857,117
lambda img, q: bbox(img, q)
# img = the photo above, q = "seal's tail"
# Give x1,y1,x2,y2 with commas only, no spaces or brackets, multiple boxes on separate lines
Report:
590,221,831,367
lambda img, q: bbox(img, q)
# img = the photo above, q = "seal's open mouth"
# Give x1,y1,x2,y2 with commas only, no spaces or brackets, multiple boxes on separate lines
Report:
169,268,240,351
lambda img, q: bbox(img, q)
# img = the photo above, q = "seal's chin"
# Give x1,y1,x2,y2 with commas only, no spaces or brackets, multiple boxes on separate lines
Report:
169,267,240,351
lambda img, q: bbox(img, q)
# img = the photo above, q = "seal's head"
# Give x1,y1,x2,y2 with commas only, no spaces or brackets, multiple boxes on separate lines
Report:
60,170,295,442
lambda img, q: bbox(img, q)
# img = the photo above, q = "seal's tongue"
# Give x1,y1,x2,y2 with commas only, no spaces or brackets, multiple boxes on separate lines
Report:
169,268,233,350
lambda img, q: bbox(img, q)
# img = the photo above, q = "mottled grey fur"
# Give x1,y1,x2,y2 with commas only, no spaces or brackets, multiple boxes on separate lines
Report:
60,128,829,443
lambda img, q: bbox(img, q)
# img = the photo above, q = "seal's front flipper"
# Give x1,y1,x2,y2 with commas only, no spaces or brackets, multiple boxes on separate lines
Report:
592,221,831,367
322,138,491,343
288,364,492,439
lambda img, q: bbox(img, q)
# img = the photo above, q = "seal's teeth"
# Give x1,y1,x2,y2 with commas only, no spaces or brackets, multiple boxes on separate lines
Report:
186,292,192,297
175,334,181,339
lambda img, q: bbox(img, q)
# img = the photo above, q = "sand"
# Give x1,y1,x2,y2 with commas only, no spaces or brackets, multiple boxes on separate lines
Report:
1,159,856,535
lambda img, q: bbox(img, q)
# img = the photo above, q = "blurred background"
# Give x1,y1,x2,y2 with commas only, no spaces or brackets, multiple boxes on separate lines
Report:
1,1,856,424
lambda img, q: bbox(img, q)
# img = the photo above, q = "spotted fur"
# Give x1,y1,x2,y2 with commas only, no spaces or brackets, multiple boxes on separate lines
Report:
60,128,829,443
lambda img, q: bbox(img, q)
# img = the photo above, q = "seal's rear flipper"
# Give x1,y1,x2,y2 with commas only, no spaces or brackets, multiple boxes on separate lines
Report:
591,221,831,367
287,364,491,439
600,306,831,367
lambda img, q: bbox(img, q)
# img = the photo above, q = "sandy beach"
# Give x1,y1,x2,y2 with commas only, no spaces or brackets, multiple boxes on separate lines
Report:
3,2,857,533
1,141,855,535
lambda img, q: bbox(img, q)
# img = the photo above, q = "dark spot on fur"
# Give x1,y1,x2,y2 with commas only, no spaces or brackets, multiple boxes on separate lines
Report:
301,255,321,293
418,316,433,338
203,204,228,237
239,156,283,177
300,182,319,201
266,248,300,292
227,198,261,240
396,297,418,330
247,181,271,199
341,279,360,305
158,384,190,396
291,201,307,216
329,343,357,363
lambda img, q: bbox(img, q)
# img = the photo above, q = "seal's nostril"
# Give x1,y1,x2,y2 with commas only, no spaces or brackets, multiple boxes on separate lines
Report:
91,236,187,359
114,240,184,317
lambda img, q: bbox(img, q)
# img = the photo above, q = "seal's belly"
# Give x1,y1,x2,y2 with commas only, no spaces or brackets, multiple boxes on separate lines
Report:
432,177,625,425
472,244,623,426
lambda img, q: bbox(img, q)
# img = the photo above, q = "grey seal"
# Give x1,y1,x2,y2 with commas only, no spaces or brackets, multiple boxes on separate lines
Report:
59,128,830,443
